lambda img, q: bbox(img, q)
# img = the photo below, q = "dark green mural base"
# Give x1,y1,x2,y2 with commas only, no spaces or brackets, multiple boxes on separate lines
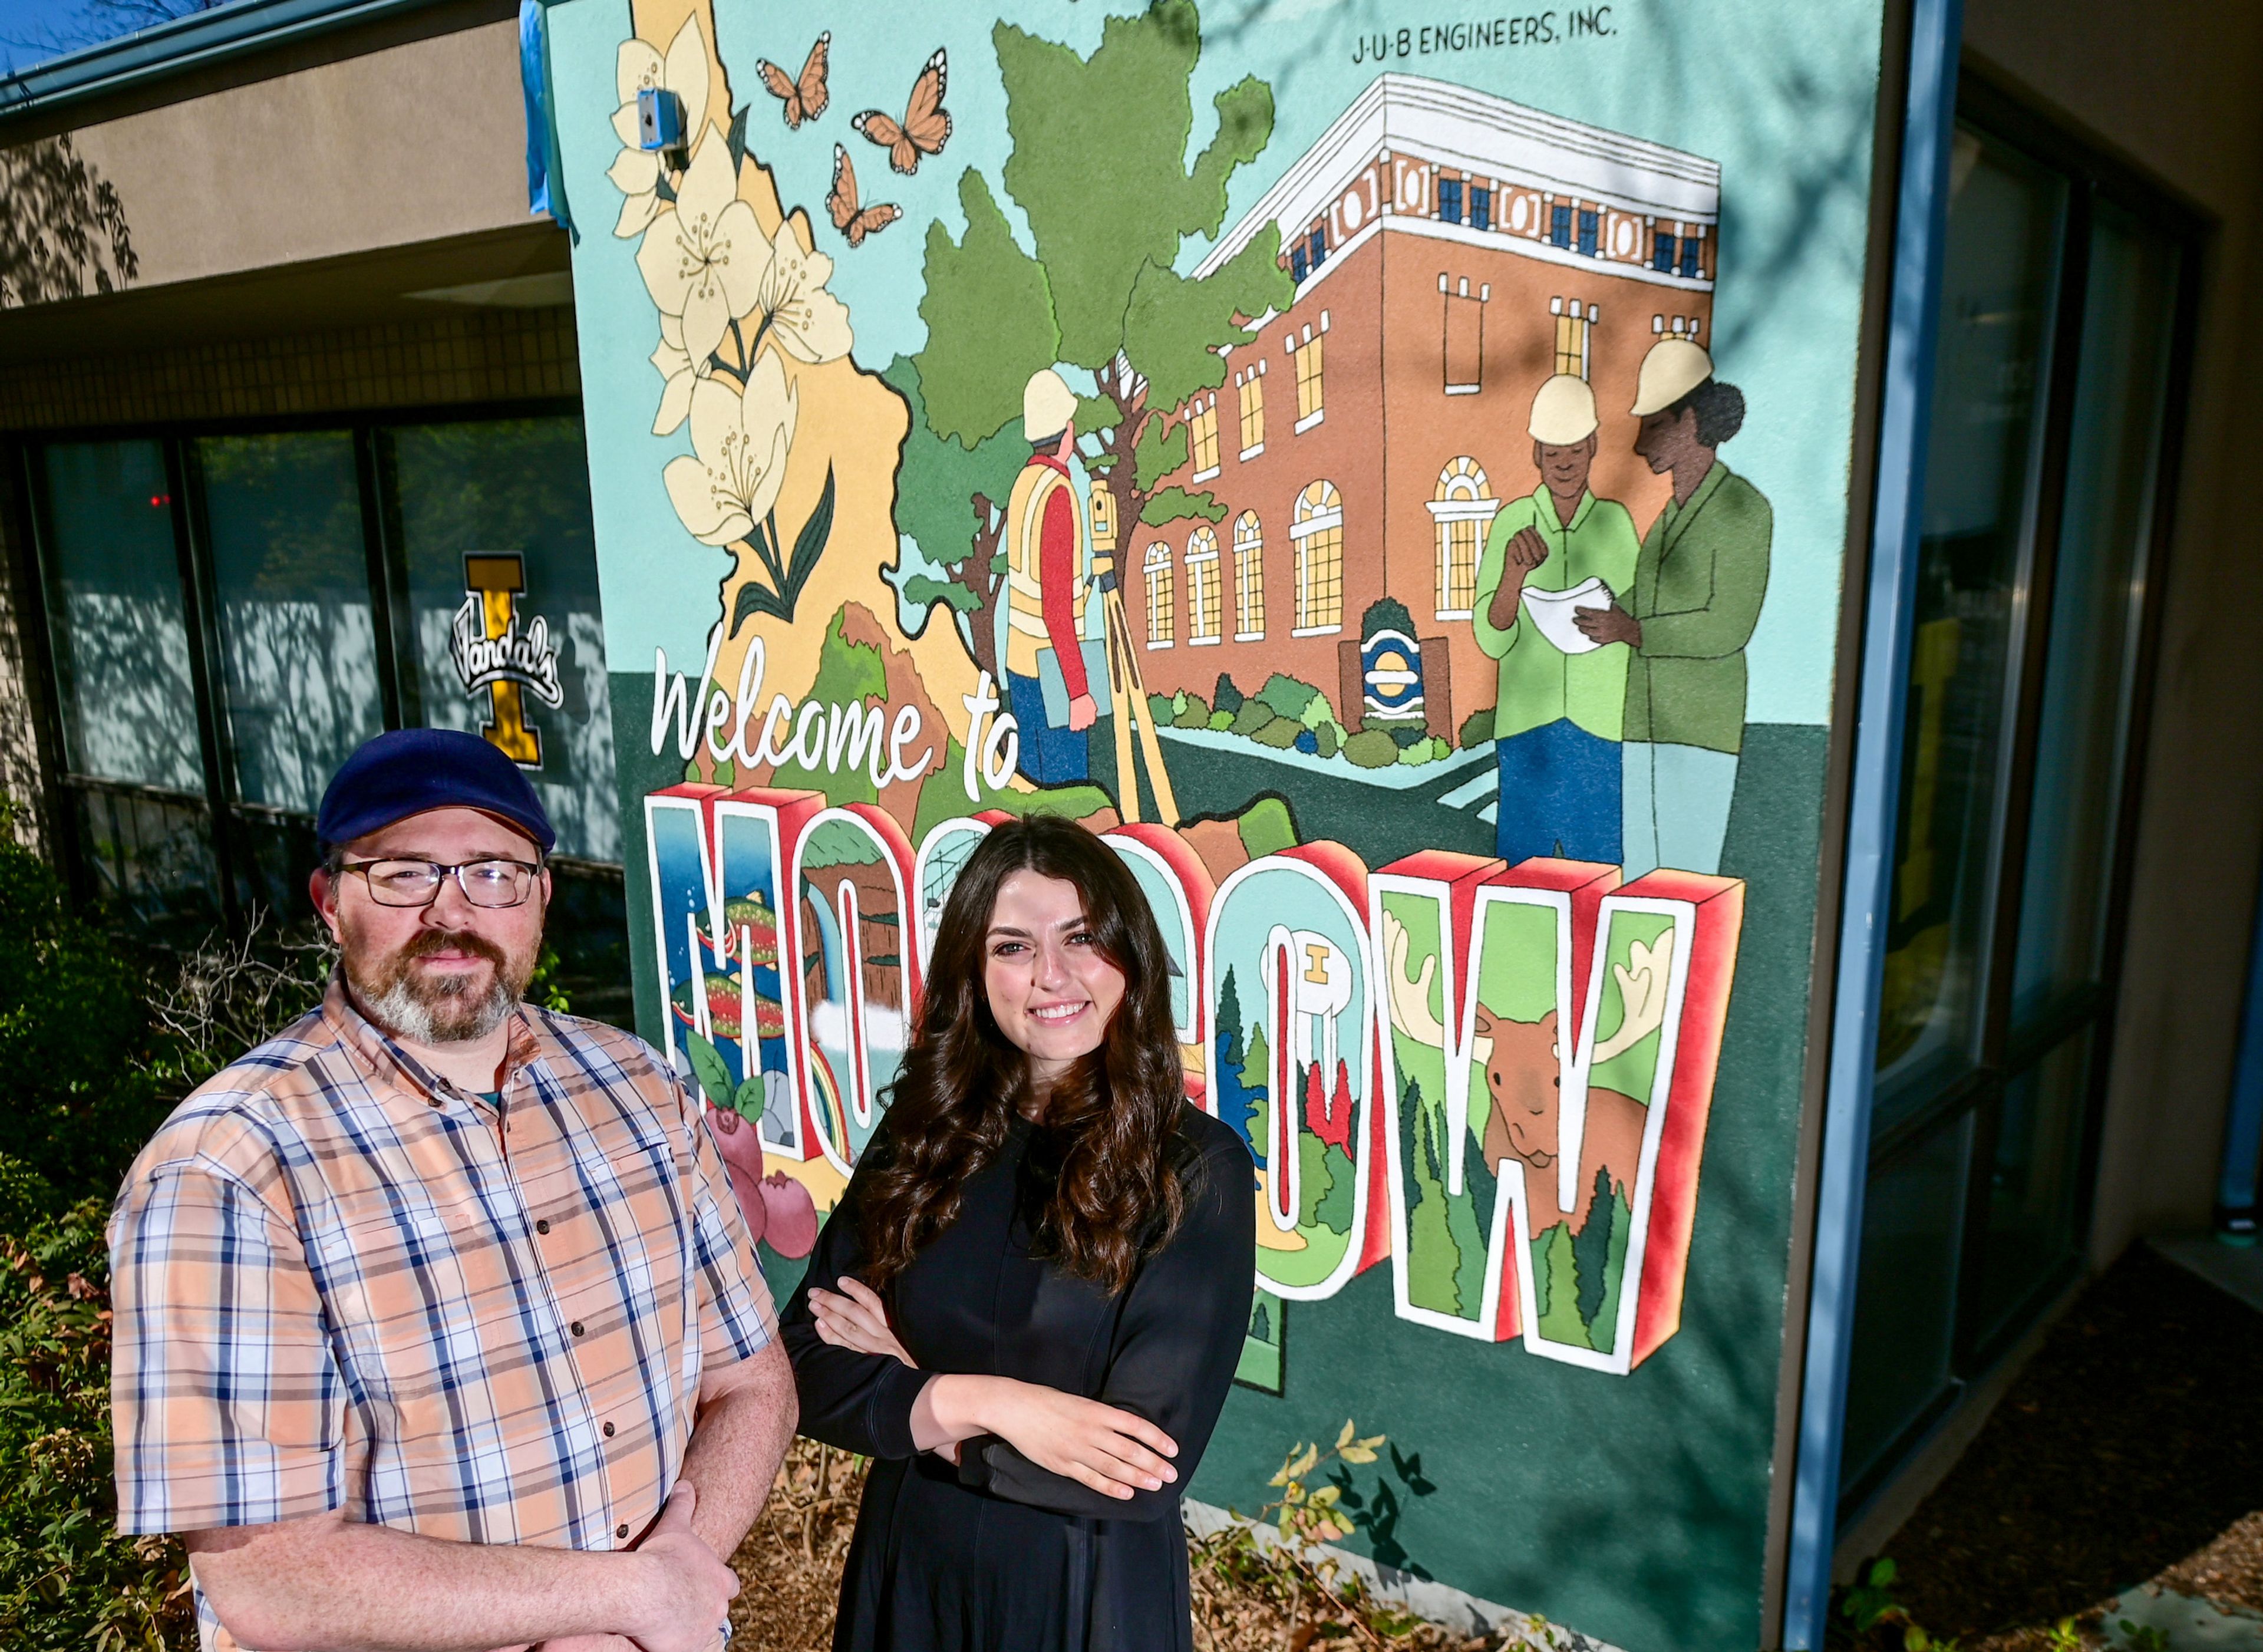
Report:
604,671,1826,1651
1186,723,1827,1652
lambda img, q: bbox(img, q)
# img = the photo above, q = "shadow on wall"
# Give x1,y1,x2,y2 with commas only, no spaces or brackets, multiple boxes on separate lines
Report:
0,134,137,306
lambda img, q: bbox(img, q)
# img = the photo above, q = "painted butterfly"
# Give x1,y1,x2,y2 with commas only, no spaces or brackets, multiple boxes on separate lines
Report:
754,32,830,129
828,144,903,247
852,47,951,176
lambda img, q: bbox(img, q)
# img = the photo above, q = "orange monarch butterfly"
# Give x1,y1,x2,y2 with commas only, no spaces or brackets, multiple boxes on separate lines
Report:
754,32,830,129
827,145,903,247
852,47,951,176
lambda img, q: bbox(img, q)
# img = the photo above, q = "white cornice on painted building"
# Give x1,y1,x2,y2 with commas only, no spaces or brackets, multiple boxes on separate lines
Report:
1195,71,1721,280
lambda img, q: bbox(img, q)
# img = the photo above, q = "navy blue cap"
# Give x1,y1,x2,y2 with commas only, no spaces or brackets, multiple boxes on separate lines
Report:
316,729,555,856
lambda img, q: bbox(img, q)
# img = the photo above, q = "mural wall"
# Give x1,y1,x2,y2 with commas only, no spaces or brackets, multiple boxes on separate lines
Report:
549,0,1890,1643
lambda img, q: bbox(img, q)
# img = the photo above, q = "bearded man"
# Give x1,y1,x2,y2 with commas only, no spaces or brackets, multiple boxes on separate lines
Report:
107,729,795,1652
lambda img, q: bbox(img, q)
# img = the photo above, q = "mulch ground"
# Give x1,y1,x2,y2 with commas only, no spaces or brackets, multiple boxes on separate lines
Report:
1858,1243,2263,1648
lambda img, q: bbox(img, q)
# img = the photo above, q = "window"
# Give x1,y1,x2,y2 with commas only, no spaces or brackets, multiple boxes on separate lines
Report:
1143,543,1175,647
1308,226,1328,269
1680,232,1704,280
1836,113,2193,1514
1236,365,1266,458
27,412,631,1010
1653,230,1680,273
200,432,384,817
1471,187,1493,232
1292,331,1326,428
1549,202,1572,248
1187,397,1221,482
1437,179,1463,225
1429,458,1495,618
1290,480,1344,634
1186,526,1221,645
1290,244,1309,281
1552,298,1594,378
1444,281,1485,394
1577,207,1600,257
1233,511,1265,639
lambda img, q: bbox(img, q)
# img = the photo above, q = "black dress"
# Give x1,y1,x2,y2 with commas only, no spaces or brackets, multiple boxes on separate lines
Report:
781,1103,1254,1652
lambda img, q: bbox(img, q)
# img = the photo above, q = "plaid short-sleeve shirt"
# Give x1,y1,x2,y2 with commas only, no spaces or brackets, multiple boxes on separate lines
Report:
108,978,777,1651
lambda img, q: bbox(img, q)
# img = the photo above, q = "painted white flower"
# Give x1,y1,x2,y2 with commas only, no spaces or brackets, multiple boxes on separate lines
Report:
635,128,768,369
664,351,799,548
651,311,701,436
608,18,712,239
746,219,853,365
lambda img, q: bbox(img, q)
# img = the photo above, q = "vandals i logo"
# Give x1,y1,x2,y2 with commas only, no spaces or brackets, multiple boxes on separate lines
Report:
452,553,565,767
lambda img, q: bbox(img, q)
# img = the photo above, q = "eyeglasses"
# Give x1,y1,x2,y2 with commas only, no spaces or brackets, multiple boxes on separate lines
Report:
337,858,543,909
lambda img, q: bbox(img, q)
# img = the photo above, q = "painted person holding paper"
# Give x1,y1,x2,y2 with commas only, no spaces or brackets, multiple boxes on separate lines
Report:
1472,372,1644,864
1575,338,1773,879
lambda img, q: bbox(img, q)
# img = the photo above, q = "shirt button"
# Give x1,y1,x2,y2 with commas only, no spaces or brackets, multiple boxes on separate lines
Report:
602,1421,616,1438
535,1219,551,1235
571,1321,585,1337
616,1524,629,1541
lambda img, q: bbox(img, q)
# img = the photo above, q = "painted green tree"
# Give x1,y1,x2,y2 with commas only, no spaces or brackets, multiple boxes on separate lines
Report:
905,0,1292,642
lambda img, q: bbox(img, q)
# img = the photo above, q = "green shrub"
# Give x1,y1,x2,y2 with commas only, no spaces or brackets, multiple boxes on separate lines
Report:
0,836,173,1201
0,1184,194,1650
1252,717,1304,750
1255,673,1321,724
1231,699,1275,737
1212,673,1244,715
1208,709,1235,731
1148,693,1175,727
1314,720,1340,760
1342,729,1401,769
1397,736,1450,766
1459,707,1495,748
1173,693,1212,729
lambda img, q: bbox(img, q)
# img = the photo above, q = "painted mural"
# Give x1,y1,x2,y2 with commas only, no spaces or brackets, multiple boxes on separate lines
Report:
550,0,1889,1641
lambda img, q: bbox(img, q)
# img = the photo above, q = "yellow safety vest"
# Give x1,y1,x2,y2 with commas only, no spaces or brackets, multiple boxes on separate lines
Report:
1002,460,1087,682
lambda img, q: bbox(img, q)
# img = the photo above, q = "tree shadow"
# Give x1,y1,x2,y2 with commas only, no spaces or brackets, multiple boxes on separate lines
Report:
0,133,137,308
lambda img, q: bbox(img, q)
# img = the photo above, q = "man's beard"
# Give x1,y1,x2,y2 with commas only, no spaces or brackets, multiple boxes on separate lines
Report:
344,924,537,1047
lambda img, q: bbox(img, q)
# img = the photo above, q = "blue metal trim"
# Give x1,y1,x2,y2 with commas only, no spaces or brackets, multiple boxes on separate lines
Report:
1780,0,1965,1643
0,0,461,118
2218,879,2263,1227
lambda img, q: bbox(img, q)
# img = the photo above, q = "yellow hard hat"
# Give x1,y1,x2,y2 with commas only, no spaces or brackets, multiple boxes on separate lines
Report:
1528,374,1598,444
1023,370,1078,441
1631,338,1714,416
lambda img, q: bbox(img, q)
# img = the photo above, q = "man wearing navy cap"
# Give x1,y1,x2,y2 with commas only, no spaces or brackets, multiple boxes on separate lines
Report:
106,729,795,1652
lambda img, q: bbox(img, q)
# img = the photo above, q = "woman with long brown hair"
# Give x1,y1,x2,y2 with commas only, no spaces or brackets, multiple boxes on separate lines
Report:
780,813,1254,1651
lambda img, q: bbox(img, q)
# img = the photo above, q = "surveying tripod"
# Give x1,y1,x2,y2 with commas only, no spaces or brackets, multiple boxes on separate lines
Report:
1089,556,1179,826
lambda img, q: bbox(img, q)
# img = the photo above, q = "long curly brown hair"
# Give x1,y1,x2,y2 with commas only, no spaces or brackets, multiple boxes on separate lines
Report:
856,813,1187,1295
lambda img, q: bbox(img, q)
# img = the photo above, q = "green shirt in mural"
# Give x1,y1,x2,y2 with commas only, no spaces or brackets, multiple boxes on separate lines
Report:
1623,461,1773,756
1472,487,1642,743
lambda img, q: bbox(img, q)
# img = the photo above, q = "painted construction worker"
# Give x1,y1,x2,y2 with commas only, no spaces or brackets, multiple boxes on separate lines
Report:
1002,368,1096,785
1472,374,1642,863
1575,338,1773,878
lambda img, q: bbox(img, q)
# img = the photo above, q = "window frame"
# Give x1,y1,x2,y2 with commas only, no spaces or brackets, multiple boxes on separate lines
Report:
1832,71,2205,1519
6,397,626,944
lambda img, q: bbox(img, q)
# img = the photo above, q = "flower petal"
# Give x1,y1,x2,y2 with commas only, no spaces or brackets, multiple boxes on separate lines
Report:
775,283,853,363
659,309,685,350
681,273,731,371
607,146,659,195
673,129,738,233
664,454,747,546
711,200,770,318
653,368,695,437
741,420,792,529
612,102,642,148
687,375,748,472
635,217,694,314
614,189,661,240
615,38,662,104
663,16,711,152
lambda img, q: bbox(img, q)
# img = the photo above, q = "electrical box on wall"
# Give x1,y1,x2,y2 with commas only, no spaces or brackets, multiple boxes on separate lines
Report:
636,87,684,151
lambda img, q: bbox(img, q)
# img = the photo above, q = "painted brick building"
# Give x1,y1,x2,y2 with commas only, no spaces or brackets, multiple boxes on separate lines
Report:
1124,72,1720,734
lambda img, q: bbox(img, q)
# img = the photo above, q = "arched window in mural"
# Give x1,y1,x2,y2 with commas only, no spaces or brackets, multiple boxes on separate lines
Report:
1143,542,1175,647
1290,480,1344,634
1186,525,1221,644
1233,510,1265,640
1430,456,1496,620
